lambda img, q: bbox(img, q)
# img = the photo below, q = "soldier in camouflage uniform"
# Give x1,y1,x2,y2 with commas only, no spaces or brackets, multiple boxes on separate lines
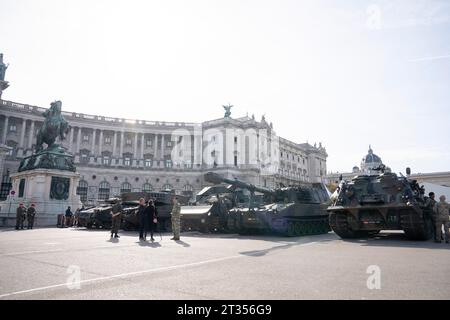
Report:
110,199,122,239
434,195,450,243
425,192,438,239
15,203,27,230
26,204,36,229
171,196,181,240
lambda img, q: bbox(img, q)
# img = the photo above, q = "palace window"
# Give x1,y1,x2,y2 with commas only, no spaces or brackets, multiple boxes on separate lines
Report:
126,138,132,146
146,140,152,147
165,159,172,168
9,124,17,132
102,156,110,166
124,157,131,166
162,184,173,191
144,159,152,167
104,137,111,145
80,153,89,163
0,174,12,201
184,160,192,169
166,141,173,147
98,181,110,201
83,135,89,142
120,182,132,193
77,180,88,203
142,183,153,192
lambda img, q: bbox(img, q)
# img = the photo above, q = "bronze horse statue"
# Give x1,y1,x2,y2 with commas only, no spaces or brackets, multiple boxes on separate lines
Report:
35,100,70,153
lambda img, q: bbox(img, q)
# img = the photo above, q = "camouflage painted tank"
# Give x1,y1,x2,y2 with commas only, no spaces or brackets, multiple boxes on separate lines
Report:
327,167,434,240
200,172,331,236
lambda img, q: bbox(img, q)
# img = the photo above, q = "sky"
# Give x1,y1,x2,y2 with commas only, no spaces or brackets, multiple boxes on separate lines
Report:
1,0,449,174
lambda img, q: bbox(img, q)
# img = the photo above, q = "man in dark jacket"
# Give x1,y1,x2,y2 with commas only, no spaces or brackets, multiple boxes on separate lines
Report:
65,206,73,227
27,204,36,229
145,199,158,242
138,198,148,241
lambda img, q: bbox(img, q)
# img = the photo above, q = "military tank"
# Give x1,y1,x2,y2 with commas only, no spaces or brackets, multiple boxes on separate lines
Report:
327,166,434,240
179,184,235,233
78,198,138,229
203,172,331,236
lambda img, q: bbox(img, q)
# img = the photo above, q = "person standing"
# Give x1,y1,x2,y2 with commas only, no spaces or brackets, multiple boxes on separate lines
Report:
171,196,181,241
15,203,26,230
26,203,36,229
434,195,450,243
65,206,73,227
146,199,157,242
425,192,438,239
138,198,148,241
110,199,122,239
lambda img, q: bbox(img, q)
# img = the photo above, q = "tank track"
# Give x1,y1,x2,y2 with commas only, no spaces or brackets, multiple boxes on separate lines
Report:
329,212,372,239
284,217,330,237
400,211,433,240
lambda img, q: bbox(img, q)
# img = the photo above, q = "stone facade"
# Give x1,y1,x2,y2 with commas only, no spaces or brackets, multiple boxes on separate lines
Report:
0,99,327,205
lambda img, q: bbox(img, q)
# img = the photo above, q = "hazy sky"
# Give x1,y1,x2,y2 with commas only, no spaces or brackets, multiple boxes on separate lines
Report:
1,0,449,174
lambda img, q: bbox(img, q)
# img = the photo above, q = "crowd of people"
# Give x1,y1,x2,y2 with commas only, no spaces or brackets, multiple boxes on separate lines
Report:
425,193,450,243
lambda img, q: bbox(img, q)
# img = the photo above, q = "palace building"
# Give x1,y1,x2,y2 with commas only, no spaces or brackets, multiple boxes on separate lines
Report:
0,99,328,205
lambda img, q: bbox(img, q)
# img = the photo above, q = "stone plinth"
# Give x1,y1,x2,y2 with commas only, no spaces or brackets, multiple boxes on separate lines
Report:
0,168,82,227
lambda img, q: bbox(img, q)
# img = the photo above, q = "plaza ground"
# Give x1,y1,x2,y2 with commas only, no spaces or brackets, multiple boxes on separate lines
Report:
0,227,449,300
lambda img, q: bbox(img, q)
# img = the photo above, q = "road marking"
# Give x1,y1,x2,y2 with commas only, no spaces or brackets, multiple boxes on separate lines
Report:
0,241,318,299
0,243,136,257
0,249,64,257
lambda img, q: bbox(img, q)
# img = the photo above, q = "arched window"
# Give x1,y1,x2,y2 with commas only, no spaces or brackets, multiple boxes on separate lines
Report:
77,180,88,203
182,184,194,197
98,181,110,200
142,183,153,192
162,184,173,191
120,182,132,193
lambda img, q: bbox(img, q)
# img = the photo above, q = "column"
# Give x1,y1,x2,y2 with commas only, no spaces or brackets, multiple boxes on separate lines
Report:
68,126,74,153
2,116,9,144
119,131,124,158
133,132,138,158
153,134,158,159
112,131,117,156
90,129,96,155
133,132,138,166
18,119,26,157
98,130,103,155
140,133,145,159
75,127,82,163
160,134,165,160
76,127,82,153
28,120,35,150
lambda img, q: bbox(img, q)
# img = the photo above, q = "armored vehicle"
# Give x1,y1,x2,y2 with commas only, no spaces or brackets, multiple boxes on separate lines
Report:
180,184,235,233
78,198,137,229
120,191,190,231
197,172,331,236
327,167,434,240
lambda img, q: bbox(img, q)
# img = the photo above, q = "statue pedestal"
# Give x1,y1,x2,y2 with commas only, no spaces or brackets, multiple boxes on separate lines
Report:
0,168,82,227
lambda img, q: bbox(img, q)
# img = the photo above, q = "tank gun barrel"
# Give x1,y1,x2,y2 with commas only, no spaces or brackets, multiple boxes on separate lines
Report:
204,172,274,195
